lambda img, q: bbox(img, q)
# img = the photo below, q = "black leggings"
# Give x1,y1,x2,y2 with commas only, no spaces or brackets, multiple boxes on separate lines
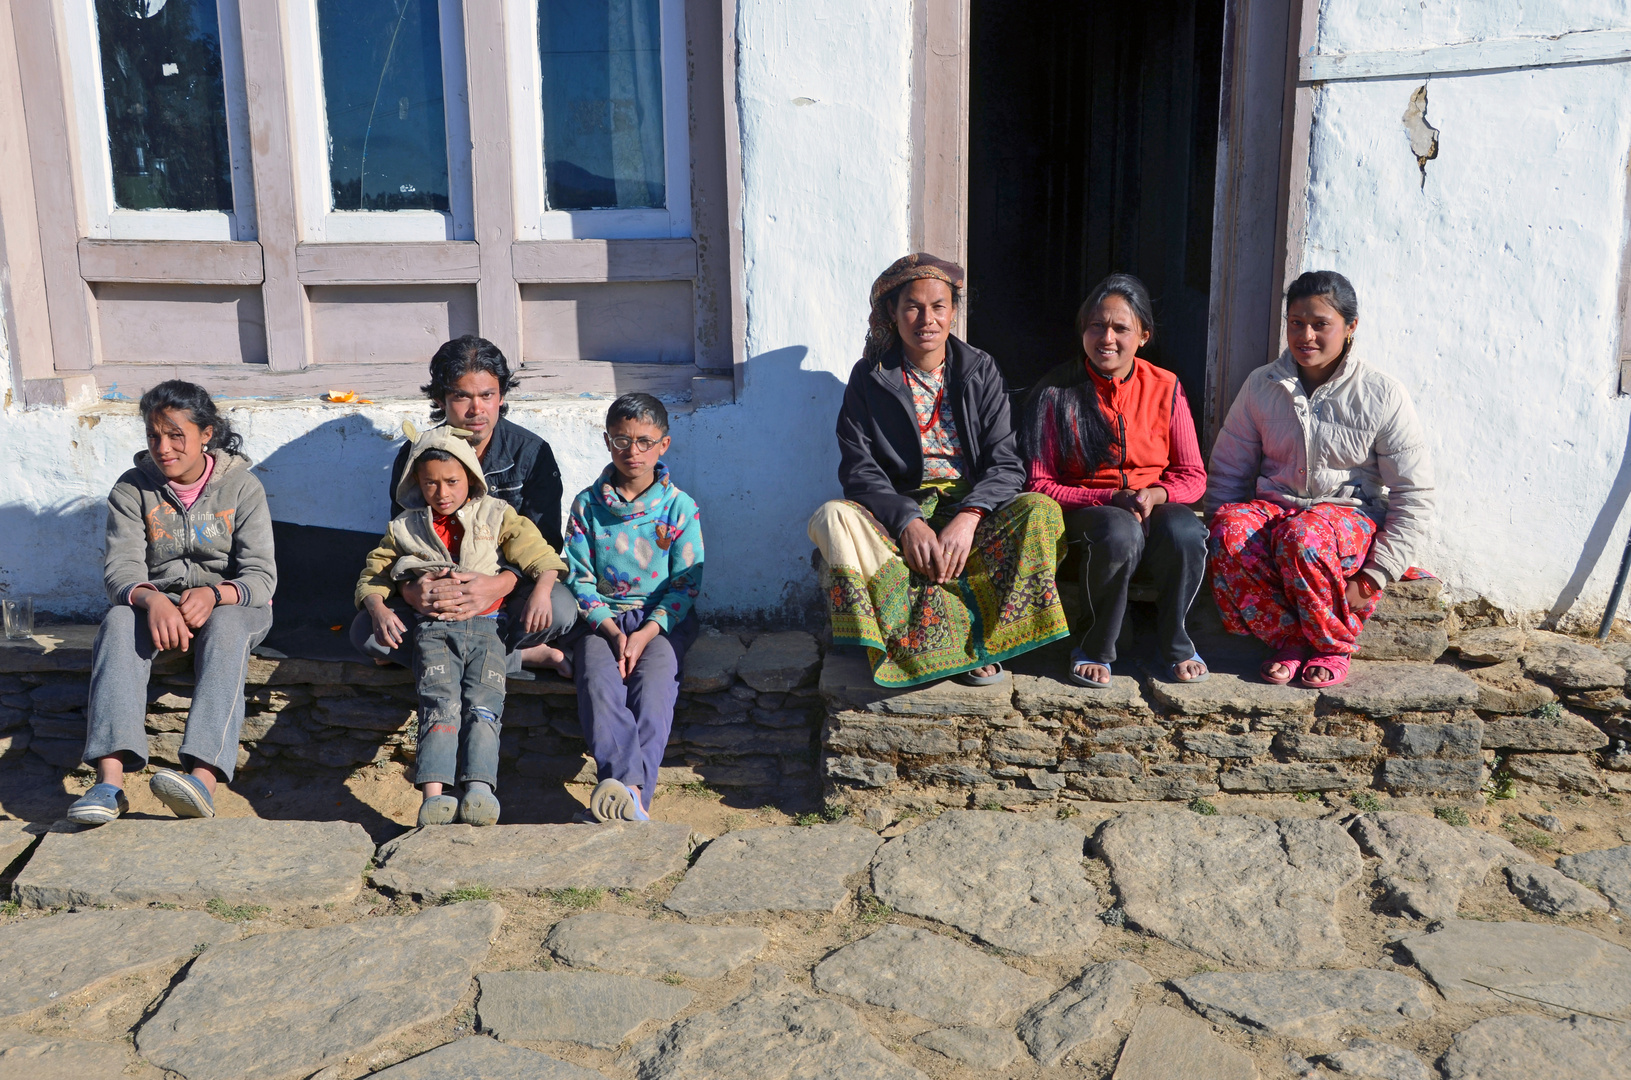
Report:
1063,502,1207,665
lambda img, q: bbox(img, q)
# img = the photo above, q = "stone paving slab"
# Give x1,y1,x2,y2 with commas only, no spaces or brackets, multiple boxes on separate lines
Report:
1348,812,1529,921
680,633,746,693
370,823,694,899
913,1026,1024,1070
1556,844,1631,910
737,632,821,692
1441,1014,1631,1080
1400,920,1631,1016
137,901,503,1080
1017,959,1149,1067
1170,969,1433,1041
870,810,1101,956
477,970,691,1049
1481,711,1608,751
664,825,880,916
546,913,767,979
0,626,96,674
1319,661,1480,716
12,818,374,909
1146,672,1318,716
0,909,238,1022
1111,1005,1258,1080
1318,1039,1433,1080
0,820,43,869
822,651,1014,717
0,1031,158,1080
1521,632,1628,690
1096,813,1362,967
628,967,928,1080
366,1036,606,1079
1504,863,1610,915
1454,627,1530,664
812,924,1051,1026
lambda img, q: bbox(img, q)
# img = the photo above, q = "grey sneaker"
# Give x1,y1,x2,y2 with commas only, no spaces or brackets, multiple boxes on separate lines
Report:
149,769,215,819
417,794,459,826
66,783,128,826
458,785,500,827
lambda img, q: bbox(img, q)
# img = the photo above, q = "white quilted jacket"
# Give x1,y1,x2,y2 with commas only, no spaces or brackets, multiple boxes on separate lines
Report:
1204,350,1434,582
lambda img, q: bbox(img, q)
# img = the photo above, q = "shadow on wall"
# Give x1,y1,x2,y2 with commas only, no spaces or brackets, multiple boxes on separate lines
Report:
1547,411,1631,627
676,344,848,626
0,498,110,620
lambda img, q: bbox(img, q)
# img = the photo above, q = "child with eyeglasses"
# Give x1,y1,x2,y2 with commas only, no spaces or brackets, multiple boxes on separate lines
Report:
564,393,704,822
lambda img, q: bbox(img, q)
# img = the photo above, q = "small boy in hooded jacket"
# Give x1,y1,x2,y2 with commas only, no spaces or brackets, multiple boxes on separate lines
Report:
356,422,567,826
564,393,704,823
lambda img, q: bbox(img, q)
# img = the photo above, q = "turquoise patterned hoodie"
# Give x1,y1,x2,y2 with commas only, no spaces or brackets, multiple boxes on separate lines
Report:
564,462,704,632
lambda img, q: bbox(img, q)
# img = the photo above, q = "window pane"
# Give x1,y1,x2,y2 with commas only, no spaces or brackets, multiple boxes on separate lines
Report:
96,0,234,212
538,0,665,211
316,0,449,212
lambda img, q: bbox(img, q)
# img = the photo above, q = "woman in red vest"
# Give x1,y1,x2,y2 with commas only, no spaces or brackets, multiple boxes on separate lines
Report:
1024,274,1209,687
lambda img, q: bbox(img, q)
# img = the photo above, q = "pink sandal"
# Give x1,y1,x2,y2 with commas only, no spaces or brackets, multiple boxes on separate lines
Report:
1299,653,1351,689
1260,645,1307,685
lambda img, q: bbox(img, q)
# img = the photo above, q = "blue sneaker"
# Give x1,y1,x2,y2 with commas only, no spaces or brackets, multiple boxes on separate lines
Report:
149,769,215,819
66,783,128,826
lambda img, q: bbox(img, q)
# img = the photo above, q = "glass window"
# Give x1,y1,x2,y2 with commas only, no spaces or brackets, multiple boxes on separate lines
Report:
538,0,666,211
96,0,234,212
316,0,449,212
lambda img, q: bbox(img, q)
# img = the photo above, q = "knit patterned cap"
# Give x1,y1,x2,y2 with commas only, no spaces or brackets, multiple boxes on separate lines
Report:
864,252,965,362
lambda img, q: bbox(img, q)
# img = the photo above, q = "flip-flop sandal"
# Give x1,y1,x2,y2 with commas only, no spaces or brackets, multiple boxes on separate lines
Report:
953,662,1006,687
1299,653,1351,689
417,794,459,826
589,778,641,823
1067,649,1113,689
1260,646,1308,686
149,768,215,819
1166,654,1210,684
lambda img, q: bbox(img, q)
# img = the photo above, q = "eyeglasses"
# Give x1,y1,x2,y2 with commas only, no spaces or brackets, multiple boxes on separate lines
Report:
606,434,661,453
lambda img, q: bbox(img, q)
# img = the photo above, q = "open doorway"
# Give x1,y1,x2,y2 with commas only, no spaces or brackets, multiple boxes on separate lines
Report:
965,0,1225,423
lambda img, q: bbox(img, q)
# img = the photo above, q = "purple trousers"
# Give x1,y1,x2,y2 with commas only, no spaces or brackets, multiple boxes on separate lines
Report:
574,609,698,809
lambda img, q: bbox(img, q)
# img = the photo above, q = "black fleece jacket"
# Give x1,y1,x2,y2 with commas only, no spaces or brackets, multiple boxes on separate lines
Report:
835,336,1026,538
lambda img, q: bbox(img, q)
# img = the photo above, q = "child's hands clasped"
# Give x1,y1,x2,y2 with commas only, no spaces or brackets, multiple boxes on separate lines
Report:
598,617,661,680
521,571,558,635
133,589,193,652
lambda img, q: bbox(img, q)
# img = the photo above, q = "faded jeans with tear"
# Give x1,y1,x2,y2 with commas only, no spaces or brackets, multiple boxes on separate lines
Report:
413,615,508,789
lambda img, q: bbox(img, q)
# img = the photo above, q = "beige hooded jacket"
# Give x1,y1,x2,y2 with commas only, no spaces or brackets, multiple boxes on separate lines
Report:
1204,350,1434,583
354,423,566,609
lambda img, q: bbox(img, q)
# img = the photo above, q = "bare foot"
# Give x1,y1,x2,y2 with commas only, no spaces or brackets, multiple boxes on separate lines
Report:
519,643,573,679
1173,658,1208,682
969,664,998,679
1264,661,1296,681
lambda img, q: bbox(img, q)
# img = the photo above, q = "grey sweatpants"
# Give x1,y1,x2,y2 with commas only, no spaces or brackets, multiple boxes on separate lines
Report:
82,603,273,781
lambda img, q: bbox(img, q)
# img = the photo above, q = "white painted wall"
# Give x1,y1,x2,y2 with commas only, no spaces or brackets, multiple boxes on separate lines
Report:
0,0,914,624
1302,0,1631,626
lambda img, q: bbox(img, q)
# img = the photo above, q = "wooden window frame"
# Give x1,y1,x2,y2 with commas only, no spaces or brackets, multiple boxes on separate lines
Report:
1,0,744,408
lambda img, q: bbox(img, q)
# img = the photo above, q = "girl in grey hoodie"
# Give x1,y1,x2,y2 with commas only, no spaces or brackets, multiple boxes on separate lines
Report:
67,381,277,825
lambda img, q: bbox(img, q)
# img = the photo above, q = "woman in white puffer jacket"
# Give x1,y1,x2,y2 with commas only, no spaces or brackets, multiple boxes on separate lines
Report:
1205,271,1434,689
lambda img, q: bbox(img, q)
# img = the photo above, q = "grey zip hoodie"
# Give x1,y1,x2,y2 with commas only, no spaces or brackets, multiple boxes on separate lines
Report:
103,449,278,608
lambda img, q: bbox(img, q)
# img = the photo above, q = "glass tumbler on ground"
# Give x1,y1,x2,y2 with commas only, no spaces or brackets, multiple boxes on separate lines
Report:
3,597,32,641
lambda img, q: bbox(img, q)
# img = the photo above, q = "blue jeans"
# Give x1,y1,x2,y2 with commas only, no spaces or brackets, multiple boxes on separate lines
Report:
413,616,507,789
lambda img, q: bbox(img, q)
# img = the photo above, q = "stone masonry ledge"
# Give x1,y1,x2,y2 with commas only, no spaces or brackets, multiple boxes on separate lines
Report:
819,602,1631,811
0,626,826,795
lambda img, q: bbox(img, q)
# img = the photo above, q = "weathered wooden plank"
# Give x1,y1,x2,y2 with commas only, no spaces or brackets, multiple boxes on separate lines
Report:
1302,27,1631,83
295,242,482,284
79,240,265,285
511,239,698,283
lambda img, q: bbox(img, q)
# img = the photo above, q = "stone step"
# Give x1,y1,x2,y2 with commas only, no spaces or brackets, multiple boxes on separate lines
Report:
12,817,375,909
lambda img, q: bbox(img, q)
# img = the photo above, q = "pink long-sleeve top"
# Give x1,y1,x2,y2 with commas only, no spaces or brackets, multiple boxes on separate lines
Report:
1025,359,1208,509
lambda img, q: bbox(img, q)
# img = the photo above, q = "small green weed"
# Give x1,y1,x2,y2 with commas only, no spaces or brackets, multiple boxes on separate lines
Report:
856,894,893,925
757,804,779,815
1056,803,1080,820
979,800,1004,812
1434,805,1470,828
820,802,849,823
439,885,494,905
678,780,720,799
1501,818,1556,852
1483,769,1516,803
191,942,210,956
661,973,684,986
205,898,269,922
0,900,19,918
1188,797,1218,816
1294,791,1316,803
153,902,179,911
1530,702,1564,721
544,886,604,909
794,812,822,827
1350,790,1384,813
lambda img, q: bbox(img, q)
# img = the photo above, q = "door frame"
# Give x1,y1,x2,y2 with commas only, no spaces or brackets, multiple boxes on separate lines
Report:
912,0,1310,442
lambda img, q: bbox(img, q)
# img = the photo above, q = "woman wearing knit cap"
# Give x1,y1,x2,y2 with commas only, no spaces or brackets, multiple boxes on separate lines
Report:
809,253,1070,688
